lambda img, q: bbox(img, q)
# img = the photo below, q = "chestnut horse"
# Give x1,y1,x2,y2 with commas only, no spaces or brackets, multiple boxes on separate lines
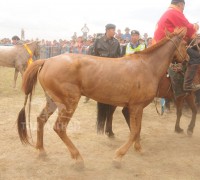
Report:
97,54,200,138
17,28,187,168
0,41,40,88
98,73,198,138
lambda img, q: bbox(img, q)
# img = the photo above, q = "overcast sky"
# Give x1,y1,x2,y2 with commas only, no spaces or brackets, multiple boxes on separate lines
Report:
0,0,199,40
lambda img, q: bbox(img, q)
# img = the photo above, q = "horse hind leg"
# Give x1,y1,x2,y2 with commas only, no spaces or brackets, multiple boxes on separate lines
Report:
105,105,116,137
53,95,84,169
36,94,57,157
185,93,197,136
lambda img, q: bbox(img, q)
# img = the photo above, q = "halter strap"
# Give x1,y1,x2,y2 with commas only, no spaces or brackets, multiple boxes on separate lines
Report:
167,37,186,61
24,44,33,65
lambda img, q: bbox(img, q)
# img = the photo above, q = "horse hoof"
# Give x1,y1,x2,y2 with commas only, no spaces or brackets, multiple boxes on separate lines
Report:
37,150,47,160
106,131,115,138
112,158,122,169
175,127,184,133
187,129,193,136
134,143,142,152
74,160,85,170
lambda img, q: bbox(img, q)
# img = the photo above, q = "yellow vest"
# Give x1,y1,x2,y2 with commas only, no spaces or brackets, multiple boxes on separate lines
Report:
125,43,145,55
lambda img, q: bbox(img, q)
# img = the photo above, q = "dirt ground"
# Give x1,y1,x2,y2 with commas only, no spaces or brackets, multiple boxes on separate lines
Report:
0,67,200,180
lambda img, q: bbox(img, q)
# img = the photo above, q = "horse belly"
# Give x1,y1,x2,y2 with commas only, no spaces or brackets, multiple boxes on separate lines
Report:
0,52,15,67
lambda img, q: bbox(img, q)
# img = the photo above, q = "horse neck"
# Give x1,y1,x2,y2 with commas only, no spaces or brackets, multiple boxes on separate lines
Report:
148,36,180,81
27,42,36,52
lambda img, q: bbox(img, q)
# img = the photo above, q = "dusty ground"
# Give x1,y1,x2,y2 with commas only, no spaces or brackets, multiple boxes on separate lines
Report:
0,67,200,180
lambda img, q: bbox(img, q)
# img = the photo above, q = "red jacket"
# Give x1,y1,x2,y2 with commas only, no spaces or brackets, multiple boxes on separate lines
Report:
153,6,196,43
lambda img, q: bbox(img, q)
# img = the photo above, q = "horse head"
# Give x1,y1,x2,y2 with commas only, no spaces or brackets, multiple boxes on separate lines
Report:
166,27,189,63
32,41,41,60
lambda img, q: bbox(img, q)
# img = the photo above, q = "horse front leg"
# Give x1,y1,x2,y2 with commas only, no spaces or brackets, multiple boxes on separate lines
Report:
113,105,143,168
13,68,19,88
185,93,197,136
175,97,184,133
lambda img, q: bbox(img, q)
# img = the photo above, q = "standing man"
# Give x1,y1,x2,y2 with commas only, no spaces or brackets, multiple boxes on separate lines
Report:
93,23,121,57
122,27,131,42
81,23,89,40
122,30,145,56
93,23,121,136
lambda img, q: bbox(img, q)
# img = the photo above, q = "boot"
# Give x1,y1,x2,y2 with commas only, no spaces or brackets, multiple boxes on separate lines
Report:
183,64,200,91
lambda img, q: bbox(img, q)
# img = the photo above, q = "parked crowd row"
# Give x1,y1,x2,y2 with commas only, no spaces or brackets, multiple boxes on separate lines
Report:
0,27,153,59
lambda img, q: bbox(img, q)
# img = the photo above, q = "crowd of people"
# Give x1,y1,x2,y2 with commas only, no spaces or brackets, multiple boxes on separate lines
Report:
0,27,153,59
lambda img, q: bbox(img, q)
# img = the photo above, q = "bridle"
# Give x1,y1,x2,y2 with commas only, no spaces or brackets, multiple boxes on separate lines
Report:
154,35,186,116
166,36,187,61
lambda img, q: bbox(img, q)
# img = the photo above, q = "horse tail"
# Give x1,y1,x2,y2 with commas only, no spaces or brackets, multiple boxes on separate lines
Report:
17,59,45,145
97,102,110,133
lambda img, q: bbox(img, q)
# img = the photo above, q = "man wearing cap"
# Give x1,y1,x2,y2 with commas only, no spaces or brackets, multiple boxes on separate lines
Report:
93,23,121,58
154,0,200,91
93,23,121,136
122,30,145,56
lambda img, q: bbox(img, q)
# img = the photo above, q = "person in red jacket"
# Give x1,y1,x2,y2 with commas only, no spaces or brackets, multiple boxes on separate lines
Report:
154,0,200,91
154,0,198,43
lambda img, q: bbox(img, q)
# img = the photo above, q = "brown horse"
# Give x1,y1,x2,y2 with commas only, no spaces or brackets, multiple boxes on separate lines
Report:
98,74,198,137
97,56,199,138
0,41,40,88
17,28,187,168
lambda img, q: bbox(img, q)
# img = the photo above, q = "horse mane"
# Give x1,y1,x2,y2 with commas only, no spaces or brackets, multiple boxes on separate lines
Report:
134,38,169,55
133,27,187,56
16,41,39,47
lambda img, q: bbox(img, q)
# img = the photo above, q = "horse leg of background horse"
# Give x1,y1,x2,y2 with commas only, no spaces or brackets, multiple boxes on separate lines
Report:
53,95,84,168
185,93,197,136
105,105,117,137
13,68,19,88
174,96,185,133
113,105,143,167
13,66,24,88
36,94,57,156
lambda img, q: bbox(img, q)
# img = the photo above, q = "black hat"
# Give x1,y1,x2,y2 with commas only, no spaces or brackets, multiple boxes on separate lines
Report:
131,30,140,35
12,35,20,40
105,24,116,30
171,0,185,4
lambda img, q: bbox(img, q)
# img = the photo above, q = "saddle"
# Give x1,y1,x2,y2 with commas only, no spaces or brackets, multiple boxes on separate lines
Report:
168,63,200,98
